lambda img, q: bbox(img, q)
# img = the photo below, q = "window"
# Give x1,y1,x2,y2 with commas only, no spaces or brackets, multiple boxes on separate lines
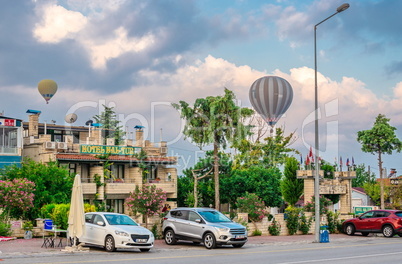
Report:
68,163,76,175
93,214,104,225
85,214,94,223
112,164,125,179
361,211,375,219
81,164,90,183
106,199,124,214
188,212,200,222
148,165,158,180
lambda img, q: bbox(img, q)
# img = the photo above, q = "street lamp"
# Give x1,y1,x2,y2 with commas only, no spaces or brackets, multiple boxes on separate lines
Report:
314,3,349,243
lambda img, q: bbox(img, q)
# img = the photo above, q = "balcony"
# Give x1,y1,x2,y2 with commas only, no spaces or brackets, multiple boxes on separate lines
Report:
82,183,97,194
146,179,176,193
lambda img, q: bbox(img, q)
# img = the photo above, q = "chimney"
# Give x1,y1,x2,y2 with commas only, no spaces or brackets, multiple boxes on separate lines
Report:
134,125,144,147
28,114,40,137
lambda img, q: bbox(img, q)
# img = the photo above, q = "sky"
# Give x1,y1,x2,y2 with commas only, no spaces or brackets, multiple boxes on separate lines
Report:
1,0,401,177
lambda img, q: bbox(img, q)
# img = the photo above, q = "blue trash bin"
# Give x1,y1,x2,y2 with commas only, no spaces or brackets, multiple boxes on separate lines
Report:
44,219,53,230
319,226,329,243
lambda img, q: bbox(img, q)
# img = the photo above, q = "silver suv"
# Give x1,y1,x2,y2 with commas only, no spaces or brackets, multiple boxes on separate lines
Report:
162,207,247,249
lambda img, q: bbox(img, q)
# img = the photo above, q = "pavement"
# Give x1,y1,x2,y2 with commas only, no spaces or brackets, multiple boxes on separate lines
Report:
0,234,377,259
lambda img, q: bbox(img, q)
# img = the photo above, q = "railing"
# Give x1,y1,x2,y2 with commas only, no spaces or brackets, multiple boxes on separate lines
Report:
81,177,136,183
0,147,18,154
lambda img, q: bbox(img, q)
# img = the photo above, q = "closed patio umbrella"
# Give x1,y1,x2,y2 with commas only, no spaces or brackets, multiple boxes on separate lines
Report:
68,174,85,248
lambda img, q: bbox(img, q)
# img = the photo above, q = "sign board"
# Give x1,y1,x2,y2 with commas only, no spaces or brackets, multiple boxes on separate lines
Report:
80,144,141,156
0,118,16,127
354,206,378,215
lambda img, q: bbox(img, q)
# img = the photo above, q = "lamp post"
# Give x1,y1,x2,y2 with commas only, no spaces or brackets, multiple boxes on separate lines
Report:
314,3,349,243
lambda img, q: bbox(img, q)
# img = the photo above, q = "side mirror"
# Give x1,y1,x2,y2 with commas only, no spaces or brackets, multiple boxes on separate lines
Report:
195,219,202,223
96,221,105,226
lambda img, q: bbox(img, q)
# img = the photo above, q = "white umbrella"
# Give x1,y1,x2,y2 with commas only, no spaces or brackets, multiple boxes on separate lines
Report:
68,174,85,248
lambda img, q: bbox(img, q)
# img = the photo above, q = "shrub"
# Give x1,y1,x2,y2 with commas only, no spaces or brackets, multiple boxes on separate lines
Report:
268,218,281,236
304,196,332,214
326,211,341,234
151,223,161,239
236,192,269,222
51,204,70,230
252,229,262,236
285,206,302,235
299,211,312,234
0,218,11,236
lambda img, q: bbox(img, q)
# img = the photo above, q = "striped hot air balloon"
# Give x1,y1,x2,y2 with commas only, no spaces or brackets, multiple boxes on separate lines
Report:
38,79,58,104
249,76,293,126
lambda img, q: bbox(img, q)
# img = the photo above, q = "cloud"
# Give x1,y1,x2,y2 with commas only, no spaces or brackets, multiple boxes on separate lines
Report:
33,4,87,43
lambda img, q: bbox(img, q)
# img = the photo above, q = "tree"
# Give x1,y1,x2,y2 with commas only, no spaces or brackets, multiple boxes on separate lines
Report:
352,164,376,188
93,104,126,145
0,178,35,219
281,157,303,206
357,114,402,209
233,127,298,169
172,88,253,210
125,185,167,228
1,159,74,220
223,166,283,208
178,151,232,207
363,182,389,207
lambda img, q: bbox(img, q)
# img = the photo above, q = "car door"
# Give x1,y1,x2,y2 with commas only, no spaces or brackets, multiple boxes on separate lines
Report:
81,213,95,244
91,214,108,246
184,211,205,240
355,211,375,231
171,210,189,236
371,211,390,231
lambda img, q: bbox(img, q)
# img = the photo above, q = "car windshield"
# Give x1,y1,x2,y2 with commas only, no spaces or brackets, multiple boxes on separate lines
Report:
198,210,231,223
104,214,138,226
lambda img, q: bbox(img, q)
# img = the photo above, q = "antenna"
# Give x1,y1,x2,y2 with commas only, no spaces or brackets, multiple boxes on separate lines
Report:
65,113,78,124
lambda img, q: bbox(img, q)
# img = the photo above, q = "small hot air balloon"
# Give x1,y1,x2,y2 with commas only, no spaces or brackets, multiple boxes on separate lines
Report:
38,79,58,104
249,76,293,126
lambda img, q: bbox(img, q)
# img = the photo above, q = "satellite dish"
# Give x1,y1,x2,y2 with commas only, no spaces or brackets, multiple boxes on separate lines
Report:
65,113,78,124
85,120,93,126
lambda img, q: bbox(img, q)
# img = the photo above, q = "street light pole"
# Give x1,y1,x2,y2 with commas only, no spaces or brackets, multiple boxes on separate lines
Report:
314,3,349,243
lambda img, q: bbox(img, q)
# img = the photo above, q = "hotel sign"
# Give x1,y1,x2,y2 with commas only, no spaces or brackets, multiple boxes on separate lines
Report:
80,145,141,156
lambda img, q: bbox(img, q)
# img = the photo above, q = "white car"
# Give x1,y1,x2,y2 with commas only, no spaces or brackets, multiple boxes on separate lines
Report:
79,212,154,252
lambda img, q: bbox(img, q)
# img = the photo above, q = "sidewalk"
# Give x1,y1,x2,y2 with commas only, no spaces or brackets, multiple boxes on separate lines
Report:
0,234,374,258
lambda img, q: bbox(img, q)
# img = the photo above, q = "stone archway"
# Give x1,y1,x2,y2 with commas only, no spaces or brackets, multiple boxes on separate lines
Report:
297,170,356,215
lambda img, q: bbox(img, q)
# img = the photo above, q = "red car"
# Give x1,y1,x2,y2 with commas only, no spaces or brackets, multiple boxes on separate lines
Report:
343,209,402,237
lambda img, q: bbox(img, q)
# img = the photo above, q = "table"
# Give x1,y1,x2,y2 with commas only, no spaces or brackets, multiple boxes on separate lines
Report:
42,228,67,248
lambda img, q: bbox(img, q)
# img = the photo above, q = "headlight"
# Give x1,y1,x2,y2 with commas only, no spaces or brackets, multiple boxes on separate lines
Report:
216,227,230,232
115,230,129,237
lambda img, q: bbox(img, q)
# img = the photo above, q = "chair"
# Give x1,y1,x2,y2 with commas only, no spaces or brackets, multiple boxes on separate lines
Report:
41,219,55,248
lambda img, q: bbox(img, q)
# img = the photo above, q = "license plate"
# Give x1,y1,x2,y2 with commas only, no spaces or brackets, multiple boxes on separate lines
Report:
235,235,245,239
136,239,147,243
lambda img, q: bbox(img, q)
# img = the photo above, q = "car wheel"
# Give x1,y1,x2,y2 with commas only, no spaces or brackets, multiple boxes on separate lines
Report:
232,243,245,248
361,232,369,236
164,229,177,245
105,235,116,252
140,248,150,252
345,224,355,236
382,225,395,238
203,232,216,249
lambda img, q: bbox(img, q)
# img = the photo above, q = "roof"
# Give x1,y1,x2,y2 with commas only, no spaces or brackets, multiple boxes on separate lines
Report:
352,187,367,195
56,154,177,164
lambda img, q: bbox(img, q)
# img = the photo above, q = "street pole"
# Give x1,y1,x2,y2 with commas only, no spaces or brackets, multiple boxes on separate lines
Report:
314,3,350,243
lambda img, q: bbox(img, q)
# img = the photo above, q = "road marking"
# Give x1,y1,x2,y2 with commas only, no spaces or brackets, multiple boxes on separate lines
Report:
39,240,402,264
278,251,402,263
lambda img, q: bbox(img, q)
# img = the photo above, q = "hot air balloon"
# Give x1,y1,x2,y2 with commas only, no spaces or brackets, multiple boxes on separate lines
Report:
249,76,293,127
38,79,58,104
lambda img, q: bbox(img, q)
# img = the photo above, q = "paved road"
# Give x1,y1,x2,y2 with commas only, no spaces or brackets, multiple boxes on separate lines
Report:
1,234,401,264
